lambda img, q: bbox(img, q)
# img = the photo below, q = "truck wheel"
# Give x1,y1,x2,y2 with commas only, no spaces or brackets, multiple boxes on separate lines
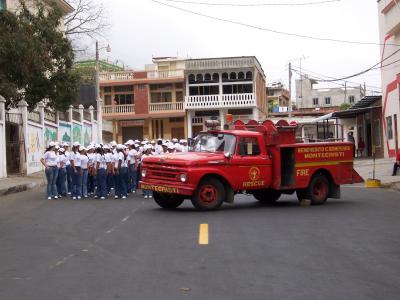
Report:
253,189,281,204
191,178,225,210
153,192,185,209
298,174,329,205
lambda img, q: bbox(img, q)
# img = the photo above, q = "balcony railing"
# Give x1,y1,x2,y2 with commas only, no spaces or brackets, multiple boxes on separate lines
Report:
102,104,135,116
149,102,184,112
185,93,256,109
99,71,135,81
147,70,184,79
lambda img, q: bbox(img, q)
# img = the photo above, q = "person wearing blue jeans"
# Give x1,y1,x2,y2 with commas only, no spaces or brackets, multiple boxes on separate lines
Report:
80,147,89,198
95,146,108,199
126,141,137,193
141,145,153,199
64,144,73,195
115,144,128,198
56,147,68,197
70,143,82,200
40,142,59,199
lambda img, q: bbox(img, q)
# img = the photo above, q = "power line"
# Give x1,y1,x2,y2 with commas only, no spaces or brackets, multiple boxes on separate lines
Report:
151,0,400,46
162,0,341,7
293,48,400,83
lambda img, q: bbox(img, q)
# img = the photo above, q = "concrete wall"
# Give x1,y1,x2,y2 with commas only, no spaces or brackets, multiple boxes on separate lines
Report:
378,0,400,158
0,97,6,178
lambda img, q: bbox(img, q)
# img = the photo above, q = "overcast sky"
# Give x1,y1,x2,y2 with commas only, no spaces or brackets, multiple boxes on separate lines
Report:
91,0,383,94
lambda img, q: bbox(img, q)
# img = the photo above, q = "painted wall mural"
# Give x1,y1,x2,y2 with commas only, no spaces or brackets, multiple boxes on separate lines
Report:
72,123,82,145
83,123,92,147
44,125,57,146
59,122,71,144
27,124,44,174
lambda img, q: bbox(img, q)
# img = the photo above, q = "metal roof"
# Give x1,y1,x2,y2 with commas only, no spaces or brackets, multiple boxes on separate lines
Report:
349,95,382,109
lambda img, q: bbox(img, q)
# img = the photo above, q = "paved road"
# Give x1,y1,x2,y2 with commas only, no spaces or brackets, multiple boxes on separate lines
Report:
0,187,400,300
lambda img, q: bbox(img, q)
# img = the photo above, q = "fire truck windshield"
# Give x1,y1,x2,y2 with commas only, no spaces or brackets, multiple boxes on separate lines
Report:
191,133,236,154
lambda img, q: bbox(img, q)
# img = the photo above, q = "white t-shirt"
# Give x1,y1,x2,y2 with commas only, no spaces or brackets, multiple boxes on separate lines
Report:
88,153,95,167
43,151,58,167
81,155,89,169
141,153,152,163
58,154,68,168
70,152,82,167
113,152,119,168
155,145,163,155
118,152,128,168
128,149,137,165
96,153,107,169
64,151,71,166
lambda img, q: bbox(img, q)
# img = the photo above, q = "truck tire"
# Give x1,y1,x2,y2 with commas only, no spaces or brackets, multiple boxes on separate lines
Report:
191,178,225,210
297,174,329,205
153,192,185,209
253,189,281,204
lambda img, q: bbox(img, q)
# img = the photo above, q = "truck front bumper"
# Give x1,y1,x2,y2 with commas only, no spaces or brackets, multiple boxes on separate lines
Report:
139,180,194,196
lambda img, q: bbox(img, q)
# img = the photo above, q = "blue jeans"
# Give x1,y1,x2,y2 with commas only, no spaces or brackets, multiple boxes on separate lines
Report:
136,164,141,187
45,167,58,198
119,167,128,197
81,169,88,197
72,167,82,198
88,172,95,194
66,165,73,193
57,168,67,196
96,168,107,198
128,164,136,192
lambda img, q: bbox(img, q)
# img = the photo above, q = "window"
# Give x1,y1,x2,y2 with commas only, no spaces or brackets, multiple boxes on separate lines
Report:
151,92,172,103
223,84,253,94
104,87,112,93
188,74,195,84
229,72,237,80
246,71,253,80
238,137,261,156
387,116,393,140
325,97,331,105
176,91,183,102
169,117,184,123
175,83,183,89
204,73,212,81
222,73,229,82
105,95,112,105
114,94,133,105
189,86,219,96
196,74,203,82
373,118,381,147
137,84,146,91
114,85,133,92
0,0,6,10
349,95,355,103
212,73,219,82
150,84,172,90
238,72,245,80
312,98,319,106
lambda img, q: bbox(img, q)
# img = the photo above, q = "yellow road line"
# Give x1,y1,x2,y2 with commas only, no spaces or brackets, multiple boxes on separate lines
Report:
198,224,209,245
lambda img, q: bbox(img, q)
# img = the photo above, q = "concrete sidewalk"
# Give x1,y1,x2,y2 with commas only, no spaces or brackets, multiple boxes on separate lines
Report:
354,158,400,191
0,172,46,197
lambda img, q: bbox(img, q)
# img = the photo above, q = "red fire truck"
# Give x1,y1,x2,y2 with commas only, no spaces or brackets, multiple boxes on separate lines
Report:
140,119,364,210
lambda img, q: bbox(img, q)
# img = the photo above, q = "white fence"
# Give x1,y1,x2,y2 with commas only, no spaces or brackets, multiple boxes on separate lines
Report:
185,93,256,109
0,98,100,177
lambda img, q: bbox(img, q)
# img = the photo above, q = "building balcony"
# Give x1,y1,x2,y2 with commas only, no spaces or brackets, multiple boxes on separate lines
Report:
147,70,184,79
99,71,135,82
102,104,135,118
185,93,256,110
149,102,184,113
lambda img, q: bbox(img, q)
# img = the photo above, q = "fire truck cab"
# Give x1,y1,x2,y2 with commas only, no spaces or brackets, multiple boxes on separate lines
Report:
140,119,364,210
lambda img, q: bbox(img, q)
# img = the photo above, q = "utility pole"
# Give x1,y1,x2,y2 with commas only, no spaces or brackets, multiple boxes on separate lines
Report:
288,62,292,118
344,81,347,104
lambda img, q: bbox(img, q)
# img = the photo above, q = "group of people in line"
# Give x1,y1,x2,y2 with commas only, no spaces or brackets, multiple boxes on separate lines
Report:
40,138,189,200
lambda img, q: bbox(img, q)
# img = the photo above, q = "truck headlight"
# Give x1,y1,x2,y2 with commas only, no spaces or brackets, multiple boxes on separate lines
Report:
141,169,147,178
180,173,187,183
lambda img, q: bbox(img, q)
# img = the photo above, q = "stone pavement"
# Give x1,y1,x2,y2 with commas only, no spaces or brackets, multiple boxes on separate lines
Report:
0,172,46,197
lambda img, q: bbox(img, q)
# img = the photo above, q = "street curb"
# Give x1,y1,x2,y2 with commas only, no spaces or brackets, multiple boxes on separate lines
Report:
0,181,46,197
381,182,400,192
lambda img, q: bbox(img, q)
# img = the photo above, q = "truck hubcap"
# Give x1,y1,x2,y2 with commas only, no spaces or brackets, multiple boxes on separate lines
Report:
199,185,217,204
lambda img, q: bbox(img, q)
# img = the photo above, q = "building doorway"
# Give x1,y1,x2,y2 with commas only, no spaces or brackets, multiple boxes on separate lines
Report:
5,120,22,175
171,127,184,140
122,126,143,141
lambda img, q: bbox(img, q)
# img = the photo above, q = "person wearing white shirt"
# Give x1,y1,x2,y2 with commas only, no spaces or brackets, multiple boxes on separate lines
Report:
40,142,59,200
64,143,73,195
141,145,153,199
127,142,137,193
115,144,128,198
80,147,89,198
87,147,96,195
70,143,82,200
94,146,108,199
56,148,68,197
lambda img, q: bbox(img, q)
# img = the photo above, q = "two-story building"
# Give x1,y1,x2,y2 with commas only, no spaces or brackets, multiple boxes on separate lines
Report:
378,0,400,158
100,57,186,142
185,56,267,137
267,82,290,113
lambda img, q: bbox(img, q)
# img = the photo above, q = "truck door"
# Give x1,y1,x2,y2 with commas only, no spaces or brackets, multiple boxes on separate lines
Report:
230,136,272,190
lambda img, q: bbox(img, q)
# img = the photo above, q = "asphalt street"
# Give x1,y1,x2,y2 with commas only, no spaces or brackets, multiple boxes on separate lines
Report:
0,186,400,300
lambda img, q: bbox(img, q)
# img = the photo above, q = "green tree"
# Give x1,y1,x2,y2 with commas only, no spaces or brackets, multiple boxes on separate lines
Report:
0,0,80,110
340,103,352,111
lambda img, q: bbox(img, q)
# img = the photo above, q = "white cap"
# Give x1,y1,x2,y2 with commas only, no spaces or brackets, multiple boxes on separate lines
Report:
55,145,60,150
141,141,147,145
144,144,152,151
117,144,124,150
167,143,175,150
151,140,155,144
172,138,178,143
125,139,134,146
58,148,65,153
48,141,56,147
79,146,86,152
110,141,117,147
103,145,109,150
73,142,80,147
179,139,185,144
134,143,140,148
62,142,69,147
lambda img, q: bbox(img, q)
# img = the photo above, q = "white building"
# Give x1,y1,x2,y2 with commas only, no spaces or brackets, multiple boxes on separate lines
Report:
296,74,364,109
184,56,267,137
378,0,400,158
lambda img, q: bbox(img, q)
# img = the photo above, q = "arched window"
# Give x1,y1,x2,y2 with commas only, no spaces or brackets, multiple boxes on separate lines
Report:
230,72,237,80
212,73,219,82
246,71,253,80
204,73,212,81
196,74,203,82
222,72,229,81
188,74,195,84
238,72,245,80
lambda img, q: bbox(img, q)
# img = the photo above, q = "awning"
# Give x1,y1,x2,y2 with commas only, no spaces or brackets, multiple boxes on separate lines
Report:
310,113,333,123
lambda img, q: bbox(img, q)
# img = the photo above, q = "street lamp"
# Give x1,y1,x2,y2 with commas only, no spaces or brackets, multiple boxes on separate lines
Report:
95,40,111,144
